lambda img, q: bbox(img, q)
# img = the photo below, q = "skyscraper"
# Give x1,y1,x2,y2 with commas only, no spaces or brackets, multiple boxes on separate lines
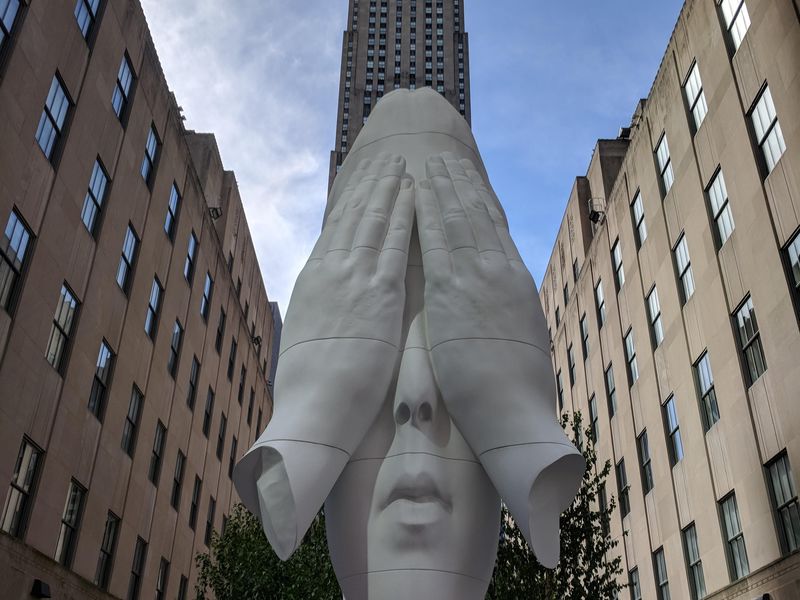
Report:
329,0,471,189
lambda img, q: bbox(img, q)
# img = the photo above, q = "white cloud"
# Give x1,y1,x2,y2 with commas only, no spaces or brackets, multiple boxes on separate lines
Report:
140,0,345,311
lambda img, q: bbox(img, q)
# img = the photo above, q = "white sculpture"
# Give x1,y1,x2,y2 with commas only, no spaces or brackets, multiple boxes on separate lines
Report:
234,88,585,599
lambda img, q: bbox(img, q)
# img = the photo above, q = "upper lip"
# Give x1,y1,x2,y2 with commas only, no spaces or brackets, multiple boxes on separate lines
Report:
382,471,453,512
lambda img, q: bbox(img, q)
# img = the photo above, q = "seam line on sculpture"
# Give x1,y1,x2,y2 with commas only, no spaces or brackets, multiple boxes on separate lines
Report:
479,441,576,457
350,131,480,155
421,246,507,256
339,567,489,584
347,451,480,465
255,438,351,456
430,337,549,356
279,336,397,357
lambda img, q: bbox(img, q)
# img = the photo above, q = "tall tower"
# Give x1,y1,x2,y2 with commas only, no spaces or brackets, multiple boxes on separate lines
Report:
329,0,471,189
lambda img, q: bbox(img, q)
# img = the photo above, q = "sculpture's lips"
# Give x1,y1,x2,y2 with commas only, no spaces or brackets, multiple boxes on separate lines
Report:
383,472,453,512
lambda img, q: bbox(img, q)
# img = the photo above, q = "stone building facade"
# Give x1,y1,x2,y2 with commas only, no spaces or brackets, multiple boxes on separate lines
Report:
0,1,276,598
329,0,471,188
540,0,800,598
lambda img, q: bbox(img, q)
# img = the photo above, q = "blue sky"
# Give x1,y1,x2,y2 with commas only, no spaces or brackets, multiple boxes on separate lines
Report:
140,0,684,311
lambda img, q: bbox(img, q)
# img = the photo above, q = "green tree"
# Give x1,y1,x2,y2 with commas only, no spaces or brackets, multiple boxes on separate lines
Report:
487,411,625,599
195,505,341,600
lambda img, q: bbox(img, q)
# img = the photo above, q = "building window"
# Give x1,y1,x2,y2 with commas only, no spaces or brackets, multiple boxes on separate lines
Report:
0,210,33,312
202,387,214,437
663,395,684,465
205,495,217,546
719,0,750,51
595,281,606,327
605,364,617,417
588,395,598,442
631,191,647,247
141,124,159,187
683,61,708,131
653,548,670,600
74,0,100,40
88,340,114,420
94,512,119,590
55,479,86,567
555,305,561,328
121,385,143,457
629,568,642,600
45,284,79,373
572,258,579,283
637,430,653,494
228,436,237,478
155,558,170,600
215,307,226,353
616,459,630,518
170,451,185,510
0,438,42,537
708,169,735,247
144,277,162,339
189,477,201,530
766,453,800,554
624,329,638,386
164,183,181,241
81,160,109,236
694,352,720,431
199,272,213,321
178,575,188,600
647,286,664,348
187,356,200,410
563,283,569,306
36,75,71,161
734,296,766,385
720,493,749,580
148,420,166,484
247,388,255,424
116,224,139,294
655,134,674,196
216,413,227,460
683,523,706,600
612,239,625,290
127,536,147,600
786,232,800,313
567,344,576,387
674,233,695,304
751,85,786,175
556,370,564,412
238,365,246,405
0,1,21,54
580,314,590,359
257,408,263,434
227,338,237,380
184,231,198,283
112,53,134,120
167,320,183,377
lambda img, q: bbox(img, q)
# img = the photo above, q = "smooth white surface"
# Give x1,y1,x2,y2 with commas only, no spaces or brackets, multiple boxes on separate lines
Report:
234,88,584,598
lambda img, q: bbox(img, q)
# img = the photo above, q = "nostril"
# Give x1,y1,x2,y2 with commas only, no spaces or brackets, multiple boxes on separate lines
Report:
395,403,411,425
418,401,433,423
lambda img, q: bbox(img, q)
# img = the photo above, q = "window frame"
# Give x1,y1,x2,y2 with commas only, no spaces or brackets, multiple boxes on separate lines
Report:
111,51,135,123
631,190,647,248
595,280,606,327
580,314,590,360
116,224,139,295
81,159,110,238
200,272,213,320
783,229,800,323
733,295,766,386
164,183,181,241
128,536,147,600
167,319,183,378
35,73,73,165
55,479,86,567
148,420,166,484
673,233,695,305
88,339,115,421
202,387,214,437
184,231,198,283
45,283,80,375
144,276,163,340
655,133,674,197
637,430,654,494
749,84,786,176
720,492,750,580
647,286,664,348
663,395,684,466
682,523,706,600
140,123,160,188
588,394,599,442
706,168,735,248
189,476,202,530
624,329,638,387
94,511,120,590
170,451,185,510
121,385,143,457
187,356,200,410
0,208,34,315
205,495,216,546
694,352,720,431
0,437,43,538
653,547,670,600
605,364,617,417
718,0,751,52
612,239,625,291
683,60,708,132
765,452,800,555
567,344,576,387
74,0,102,43
616,459,630,518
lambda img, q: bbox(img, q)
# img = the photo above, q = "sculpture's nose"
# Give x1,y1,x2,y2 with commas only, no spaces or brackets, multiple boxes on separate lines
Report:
393,347,448,445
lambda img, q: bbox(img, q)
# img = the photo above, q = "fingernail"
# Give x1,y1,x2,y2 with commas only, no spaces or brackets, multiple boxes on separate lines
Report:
419,180,432,191
401,176,414,190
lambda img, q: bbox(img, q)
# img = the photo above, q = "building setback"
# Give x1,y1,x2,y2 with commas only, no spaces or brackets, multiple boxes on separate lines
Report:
0,1,276,599
540,0,800,598
329,0,471,188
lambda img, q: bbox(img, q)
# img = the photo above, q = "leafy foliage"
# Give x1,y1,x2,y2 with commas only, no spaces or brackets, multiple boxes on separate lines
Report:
487,411,626,600
195,505,341,600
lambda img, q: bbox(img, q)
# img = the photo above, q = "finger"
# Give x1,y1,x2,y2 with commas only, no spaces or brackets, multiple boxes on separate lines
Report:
463,164,525,264
460,158,506,218
352,155,406,251
426,154,476,251
415,180,451,276
441,156,504,254
309,203,345,261
377,175,415,278
328,154,395,251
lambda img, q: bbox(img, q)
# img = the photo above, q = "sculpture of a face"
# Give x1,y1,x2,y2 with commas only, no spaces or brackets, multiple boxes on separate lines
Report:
233,88,585,600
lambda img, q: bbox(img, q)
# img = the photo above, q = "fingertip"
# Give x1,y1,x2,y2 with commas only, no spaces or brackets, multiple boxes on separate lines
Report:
400,175,414,191
418,179,432,191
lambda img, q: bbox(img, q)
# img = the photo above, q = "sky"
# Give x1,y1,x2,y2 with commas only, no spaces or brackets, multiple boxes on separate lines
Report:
139,0,684,312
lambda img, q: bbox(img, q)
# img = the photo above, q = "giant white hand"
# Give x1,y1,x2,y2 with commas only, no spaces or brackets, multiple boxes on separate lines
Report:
416,152,584,568
235,154,415,560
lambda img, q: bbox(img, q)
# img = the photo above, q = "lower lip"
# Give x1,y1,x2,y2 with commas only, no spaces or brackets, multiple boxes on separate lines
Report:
386,498,449,527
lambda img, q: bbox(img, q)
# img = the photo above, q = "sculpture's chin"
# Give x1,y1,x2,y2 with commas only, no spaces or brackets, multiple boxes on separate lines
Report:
339,569,489,600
